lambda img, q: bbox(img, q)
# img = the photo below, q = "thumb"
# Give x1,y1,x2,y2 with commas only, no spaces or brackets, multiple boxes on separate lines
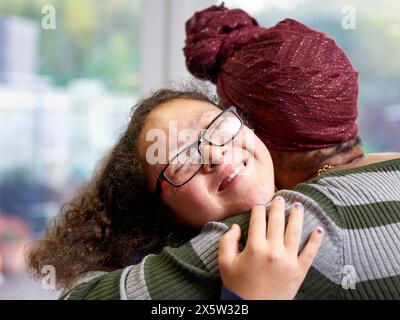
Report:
218,224,242,269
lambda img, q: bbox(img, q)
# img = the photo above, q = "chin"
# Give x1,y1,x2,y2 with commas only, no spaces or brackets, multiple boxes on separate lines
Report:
239,185,274,208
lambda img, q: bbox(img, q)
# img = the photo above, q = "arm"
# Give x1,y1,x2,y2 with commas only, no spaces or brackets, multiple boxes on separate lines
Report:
63,221,232,300
63,190,341,300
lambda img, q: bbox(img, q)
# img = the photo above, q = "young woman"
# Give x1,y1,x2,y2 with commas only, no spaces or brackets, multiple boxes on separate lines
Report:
27,87,400,300
27,89,222,289
26,87,322,299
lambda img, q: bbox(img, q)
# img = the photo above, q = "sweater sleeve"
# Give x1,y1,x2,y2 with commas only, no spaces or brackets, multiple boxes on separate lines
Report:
122,221,230,299
63,221,237,300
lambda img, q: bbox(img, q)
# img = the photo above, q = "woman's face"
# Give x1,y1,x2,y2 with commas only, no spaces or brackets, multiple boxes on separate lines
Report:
139,99,275,229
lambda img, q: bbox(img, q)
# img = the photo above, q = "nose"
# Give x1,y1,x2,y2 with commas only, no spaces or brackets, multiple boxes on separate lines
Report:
200,144,228,173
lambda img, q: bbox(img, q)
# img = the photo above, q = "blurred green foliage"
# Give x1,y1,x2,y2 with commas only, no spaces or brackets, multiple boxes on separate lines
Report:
0,0,141,93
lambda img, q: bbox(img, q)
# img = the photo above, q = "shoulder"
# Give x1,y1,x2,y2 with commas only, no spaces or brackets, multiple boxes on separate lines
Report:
60,269,124,300
274,189,344,299
293,156,400,225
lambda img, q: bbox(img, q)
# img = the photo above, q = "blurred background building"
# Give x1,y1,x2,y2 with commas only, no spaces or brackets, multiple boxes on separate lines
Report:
0,0,399,299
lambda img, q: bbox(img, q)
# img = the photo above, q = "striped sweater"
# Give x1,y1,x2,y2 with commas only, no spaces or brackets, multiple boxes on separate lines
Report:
63,158,400,300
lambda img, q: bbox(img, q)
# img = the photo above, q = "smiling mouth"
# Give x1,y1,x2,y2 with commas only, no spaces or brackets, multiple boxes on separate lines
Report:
218,159,249,192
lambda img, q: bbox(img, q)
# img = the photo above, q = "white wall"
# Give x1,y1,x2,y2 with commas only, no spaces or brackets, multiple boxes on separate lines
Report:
139,0,215,96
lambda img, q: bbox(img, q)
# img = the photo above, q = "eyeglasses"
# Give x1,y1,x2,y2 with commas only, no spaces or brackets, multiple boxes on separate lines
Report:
155,106,244,197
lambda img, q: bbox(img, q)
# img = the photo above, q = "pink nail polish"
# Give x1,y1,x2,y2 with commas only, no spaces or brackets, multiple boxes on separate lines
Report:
294,202,303,210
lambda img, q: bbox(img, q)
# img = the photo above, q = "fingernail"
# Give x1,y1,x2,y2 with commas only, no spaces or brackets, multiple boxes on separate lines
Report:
294,202,303,211
275,196,284,203
317,226,324,234
256,202,267,207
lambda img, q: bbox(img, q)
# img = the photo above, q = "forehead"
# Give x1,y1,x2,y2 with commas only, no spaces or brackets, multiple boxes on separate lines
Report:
149,99,221,129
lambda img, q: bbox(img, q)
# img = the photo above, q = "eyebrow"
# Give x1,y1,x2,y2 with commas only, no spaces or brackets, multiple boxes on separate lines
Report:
188,115,202,130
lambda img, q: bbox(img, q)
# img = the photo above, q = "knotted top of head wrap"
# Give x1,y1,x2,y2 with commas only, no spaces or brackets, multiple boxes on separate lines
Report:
184,4,359,151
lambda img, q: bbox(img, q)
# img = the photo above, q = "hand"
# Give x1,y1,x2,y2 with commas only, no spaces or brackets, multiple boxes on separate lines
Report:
218,196,323,300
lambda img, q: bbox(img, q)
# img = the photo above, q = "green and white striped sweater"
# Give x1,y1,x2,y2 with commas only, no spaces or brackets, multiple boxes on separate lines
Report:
63,158,400,300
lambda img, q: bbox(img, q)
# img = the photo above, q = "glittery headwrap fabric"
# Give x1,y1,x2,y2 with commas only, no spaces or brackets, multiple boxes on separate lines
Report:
184,4,359,151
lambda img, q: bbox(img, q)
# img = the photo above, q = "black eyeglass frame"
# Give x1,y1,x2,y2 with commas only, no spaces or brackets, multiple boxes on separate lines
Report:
155,106,244,197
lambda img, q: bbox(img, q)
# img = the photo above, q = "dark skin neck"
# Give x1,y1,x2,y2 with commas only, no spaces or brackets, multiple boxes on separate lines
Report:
271,139,400,190
270,139,365,190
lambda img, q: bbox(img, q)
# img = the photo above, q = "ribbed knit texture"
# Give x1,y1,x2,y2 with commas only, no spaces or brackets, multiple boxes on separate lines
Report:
64,158,400,300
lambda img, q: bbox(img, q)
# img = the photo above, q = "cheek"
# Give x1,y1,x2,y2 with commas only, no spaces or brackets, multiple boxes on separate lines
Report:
163,177,224,229
253,136,273,167
237,127,257,152
256,143,274,185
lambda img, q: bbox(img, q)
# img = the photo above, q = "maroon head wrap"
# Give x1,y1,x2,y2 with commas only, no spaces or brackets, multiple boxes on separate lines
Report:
184,4,359,151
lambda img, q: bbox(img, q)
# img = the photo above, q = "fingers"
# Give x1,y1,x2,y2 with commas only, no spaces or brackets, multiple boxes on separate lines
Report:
298,227,324,271
247,204,267,246
285,202,304,252
266,196,286,246
219,224,242,269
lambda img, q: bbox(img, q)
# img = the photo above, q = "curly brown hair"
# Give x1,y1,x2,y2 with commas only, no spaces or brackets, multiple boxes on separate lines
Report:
26,87,219,289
